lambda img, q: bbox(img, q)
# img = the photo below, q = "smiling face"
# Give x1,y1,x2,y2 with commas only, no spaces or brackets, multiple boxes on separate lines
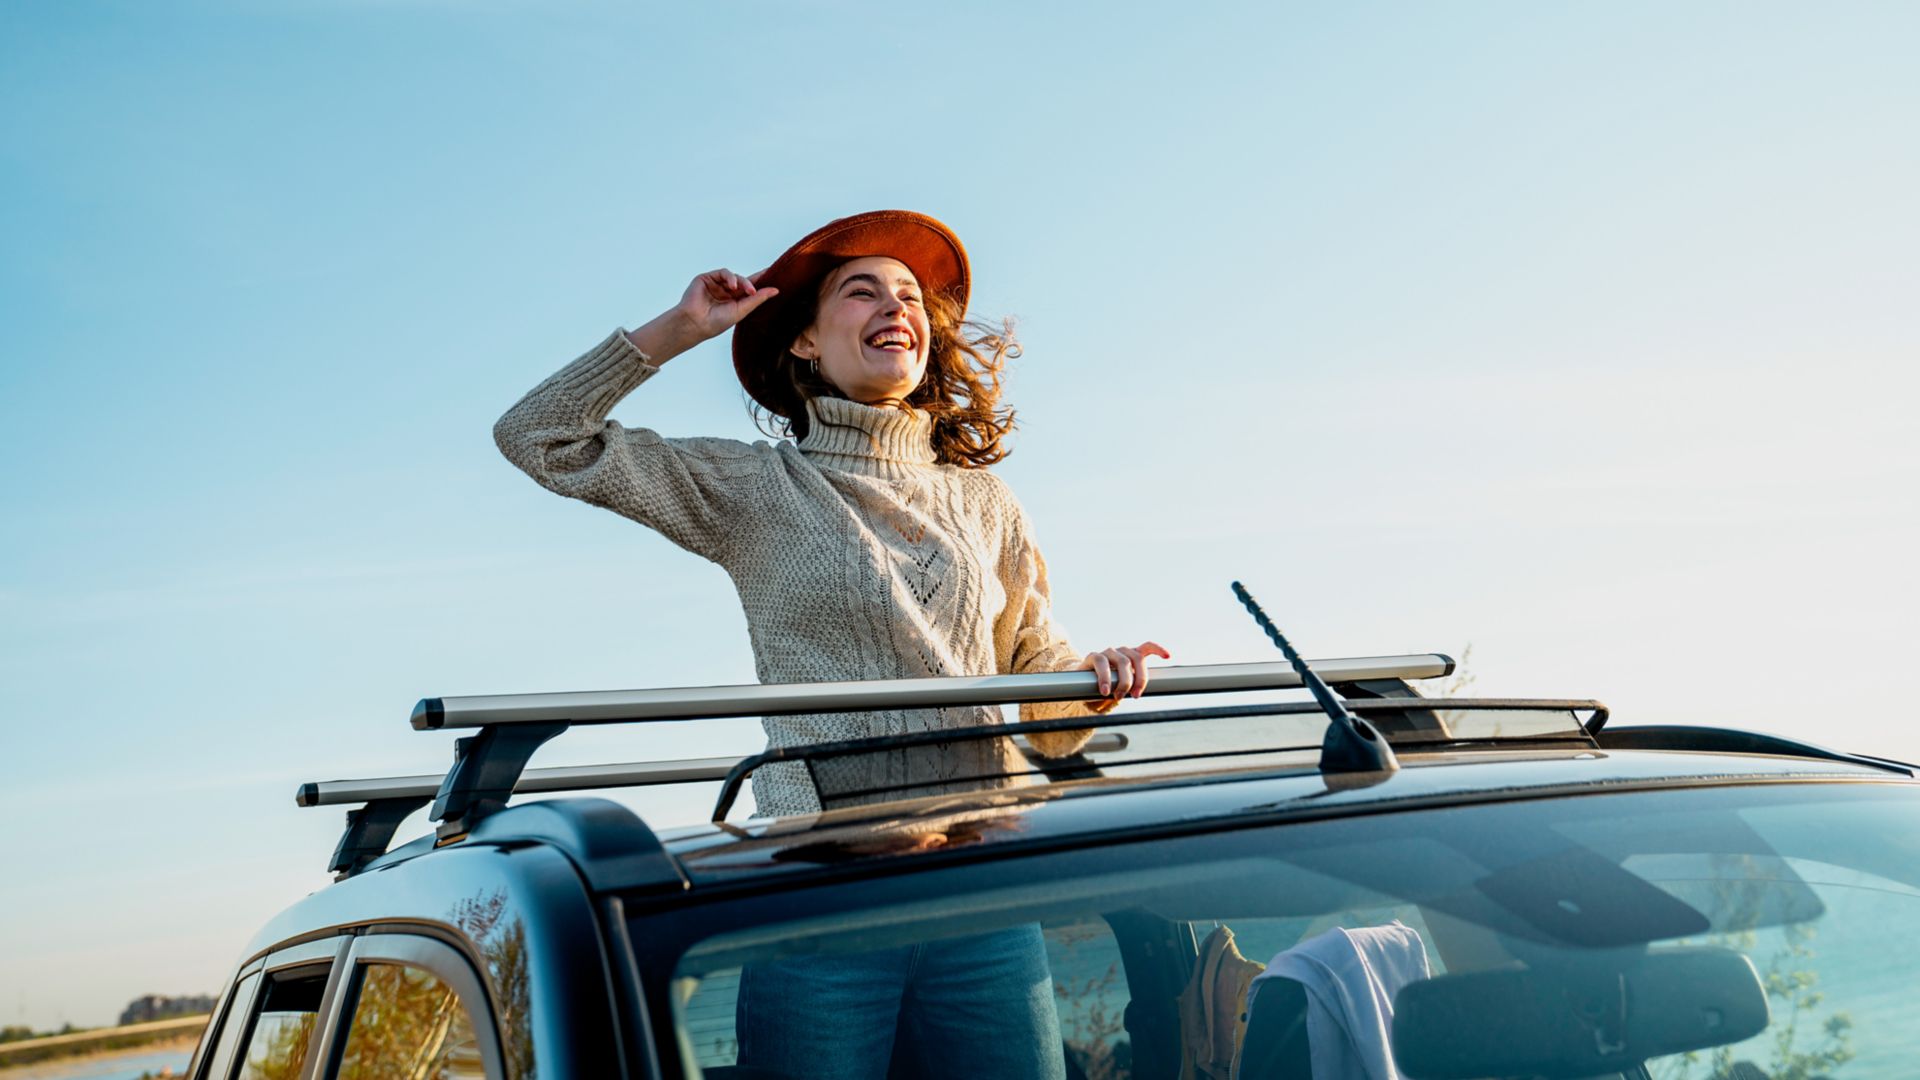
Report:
789,256,931,406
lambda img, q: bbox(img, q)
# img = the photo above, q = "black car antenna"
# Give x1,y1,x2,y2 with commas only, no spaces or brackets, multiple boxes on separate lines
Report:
1231,581,1400,775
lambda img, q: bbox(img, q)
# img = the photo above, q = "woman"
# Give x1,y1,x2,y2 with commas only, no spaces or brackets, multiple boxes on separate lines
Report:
495,210,1166,1077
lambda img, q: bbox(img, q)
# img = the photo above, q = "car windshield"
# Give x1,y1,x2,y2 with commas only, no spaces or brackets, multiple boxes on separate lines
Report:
663,781,1920,1080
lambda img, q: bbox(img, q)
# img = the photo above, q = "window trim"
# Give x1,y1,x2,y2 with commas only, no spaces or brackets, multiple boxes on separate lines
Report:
188,961,253,1080
206,936,351,1080
320,933,508,1080
196,971,259,1080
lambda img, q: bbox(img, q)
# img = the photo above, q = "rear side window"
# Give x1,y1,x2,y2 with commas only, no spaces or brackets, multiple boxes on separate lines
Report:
335,962,487,1079
236,968,328,1080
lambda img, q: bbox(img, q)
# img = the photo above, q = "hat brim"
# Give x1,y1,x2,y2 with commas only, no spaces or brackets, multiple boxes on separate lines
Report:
732,210,970,417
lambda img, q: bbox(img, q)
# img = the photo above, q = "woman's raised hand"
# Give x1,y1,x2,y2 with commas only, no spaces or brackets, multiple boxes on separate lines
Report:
676,268,780,340
625,269,780,364
1080,641,1172,714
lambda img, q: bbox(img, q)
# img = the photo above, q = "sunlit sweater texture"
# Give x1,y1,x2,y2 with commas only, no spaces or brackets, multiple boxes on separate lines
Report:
494,330,1096,816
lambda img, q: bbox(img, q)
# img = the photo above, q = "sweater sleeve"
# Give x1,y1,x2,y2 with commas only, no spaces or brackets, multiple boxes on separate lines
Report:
493,329,767,564
996,495,1100,758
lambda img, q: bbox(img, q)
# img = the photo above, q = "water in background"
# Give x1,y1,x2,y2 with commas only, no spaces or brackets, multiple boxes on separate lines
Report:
2,1045,191,1080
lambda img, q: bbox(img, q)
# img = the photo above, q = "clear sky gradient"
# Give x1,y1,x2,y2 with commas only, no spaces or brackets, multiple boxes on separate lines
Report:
3,1,1915,1029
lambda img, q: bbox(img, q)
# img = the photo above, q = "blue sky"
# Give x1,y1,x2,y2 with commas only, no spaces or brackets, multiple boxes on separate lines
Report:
3,1,1916,1029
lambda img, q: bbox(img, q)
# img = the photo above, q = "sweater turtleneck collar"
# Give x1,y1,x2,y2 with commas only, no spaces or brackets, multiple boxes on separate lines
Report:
797,395,938,473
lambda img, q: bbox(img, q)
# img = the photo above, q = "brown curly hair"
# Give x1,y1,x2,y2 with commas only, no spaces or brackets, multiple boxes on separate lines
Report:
748,265,1019,469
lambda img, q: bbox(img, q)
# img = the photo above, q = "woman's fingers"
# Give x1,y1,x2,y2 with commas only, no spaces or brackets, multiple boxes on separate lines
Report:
1089,651,1112,696
1130,641,1171,697
684,269,782,332
1081,650,1122,702
697,272,735,309
732,286,779,318
1105,649,1134,701
1117,646,1146,698
698,269,758,301
669,269,781,348
1079,641,1172,709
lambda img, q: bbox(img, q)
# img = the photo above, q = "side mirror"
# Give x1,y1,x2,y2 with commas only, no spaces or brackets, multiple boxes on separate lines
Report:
1392,946,1769,1080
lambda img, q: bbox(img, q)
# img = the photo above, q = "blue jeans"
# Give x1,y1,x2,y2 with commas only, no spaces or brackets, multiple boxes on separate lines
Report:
734,923,1066,1080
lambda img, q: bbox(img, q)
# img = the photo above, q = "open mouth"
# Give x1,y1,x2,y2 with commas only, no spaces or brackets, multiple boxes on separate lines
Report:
864,328,916,352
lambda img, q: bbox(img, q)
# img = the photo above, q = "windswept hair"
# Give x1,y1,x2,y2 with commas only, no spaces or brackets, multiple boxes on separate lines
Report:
749,276,1020,469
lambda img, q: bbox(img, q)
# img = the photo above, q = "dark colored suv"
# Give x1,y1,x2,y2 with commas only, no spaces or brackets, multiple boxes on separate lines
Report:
185,646,1920,1080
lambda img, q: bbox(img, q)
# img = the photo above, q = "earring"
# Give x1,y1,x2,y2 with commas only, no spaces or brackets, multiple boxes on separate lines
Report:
808,357,820,379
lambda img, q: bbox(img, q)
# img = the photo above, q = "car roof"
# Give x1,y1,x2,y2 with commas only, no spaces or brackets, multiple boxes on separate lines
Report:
257,734,1915,963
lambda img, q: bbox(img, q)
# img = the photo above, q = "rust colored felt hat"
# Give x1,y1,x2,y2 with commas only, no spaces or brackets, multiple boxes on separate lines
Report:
732,210,970,417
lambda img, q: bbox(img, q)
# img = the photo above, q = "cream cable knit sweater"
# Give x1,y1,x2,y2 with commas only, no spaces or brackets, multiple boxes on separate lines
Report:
495,330,1096,816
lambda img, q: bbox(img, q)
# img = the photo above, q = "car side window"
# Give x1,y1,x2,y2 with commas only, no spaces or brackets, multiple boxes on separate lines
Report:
334,962,487,1079
235,967,329,1080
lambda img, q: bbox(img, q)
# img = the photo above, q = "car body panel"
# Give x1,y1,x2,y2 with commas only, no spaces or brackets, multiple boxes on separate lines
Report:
214,734,1918,1080
231,840,623,1079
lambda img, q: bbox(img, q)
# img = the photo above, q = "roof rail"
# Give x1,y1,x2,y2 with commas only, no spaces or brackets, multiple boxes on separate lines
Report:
710,696,1606,819
1594,725,1915,778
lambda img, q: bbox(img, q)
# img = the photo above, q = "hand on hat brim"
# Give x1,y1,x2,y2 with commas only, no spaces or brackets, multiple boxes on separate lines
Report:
626,268,781,364
679,268,780,343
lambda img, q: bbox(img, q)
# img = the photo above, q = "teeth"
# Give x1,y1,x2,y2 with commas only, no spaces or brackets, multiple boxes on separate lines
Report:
867,330,912,348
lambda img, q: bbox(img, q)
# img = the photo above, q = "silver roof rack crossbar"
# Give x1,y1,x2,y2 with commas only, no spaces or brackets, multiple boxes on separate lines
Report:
422,656,1453,841
410,655,1456,730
